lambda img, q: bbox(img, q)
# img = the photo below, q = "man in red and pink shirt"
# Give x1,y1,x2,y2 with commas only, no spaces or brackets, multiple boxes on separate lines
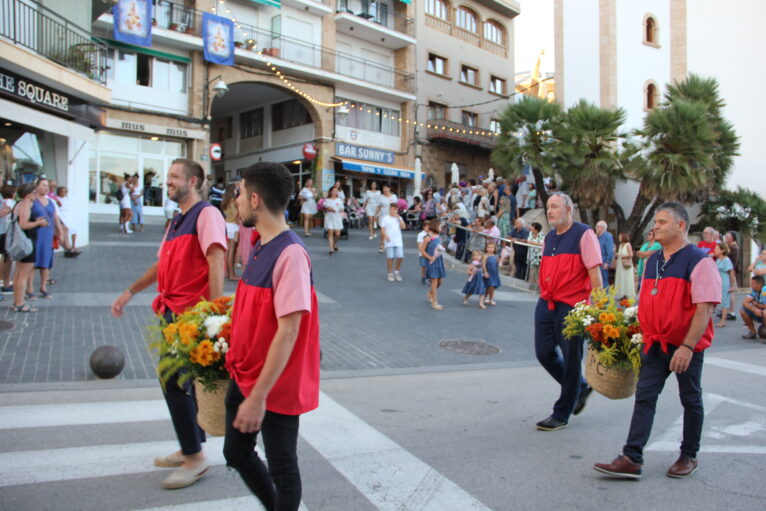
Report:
224,162,320,510
595,202,720,481
534,192,603,432
111,158,226,490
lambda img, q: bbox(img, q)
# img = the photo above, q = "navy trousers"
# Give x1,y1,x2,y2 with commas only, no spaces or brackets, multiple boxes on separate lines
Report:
161,310,206,455
623,343,704,464
534,299,589,422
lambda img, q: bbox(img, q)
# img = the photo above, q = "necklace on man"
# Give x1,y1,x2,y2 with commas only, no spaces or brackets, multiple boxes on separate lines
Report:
652,242,689,295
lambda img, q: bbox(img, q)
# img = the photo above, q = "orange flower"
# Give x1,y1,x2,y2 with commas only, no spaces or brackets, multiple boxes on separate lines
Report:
163,323,179,344
218,321,231,341
586,323,605,343
627,324,641,336
619,298,632,308
595,299,608,309
599,312,616,324
603,324,621,340
178,322,199,346
189,340,220,366
211,296,233,314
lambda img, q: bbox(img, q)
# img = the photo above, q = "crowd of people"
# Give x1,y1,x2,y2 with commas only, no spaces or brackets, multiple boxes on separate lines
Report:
1,177,80,313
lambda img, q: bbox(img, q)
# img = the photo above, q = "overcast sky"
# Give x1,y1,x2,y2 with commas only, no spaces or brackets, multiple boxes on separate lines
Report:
514,0,555,75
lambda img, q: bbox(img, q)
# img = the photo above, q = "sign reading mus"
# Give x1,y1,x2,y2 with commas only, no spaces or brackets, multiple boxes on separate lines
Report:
0,69,71,113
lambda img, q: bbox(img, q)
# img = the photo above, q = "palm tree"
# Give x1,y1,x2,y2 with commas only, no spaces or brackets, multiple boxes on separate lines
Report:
491,95,563,207
623,99,717,243
554,100,627,227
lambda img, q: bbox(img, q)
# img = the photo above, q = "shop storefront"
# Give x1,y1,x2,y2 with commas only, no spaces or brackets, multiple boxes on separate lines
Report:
88,116,207,216
0,66,104,245
331,142,415,200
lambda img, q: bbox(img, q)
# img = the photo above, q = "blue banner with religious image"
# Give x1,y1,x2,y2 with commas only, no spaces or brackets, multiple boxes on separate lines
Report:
112,0,152,47
202,13,235,66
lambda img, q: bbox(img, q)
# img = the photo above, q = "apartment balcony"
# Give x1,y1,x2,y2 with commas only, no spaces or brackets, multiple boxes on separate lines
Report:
0,0,108,85
426,119,498,150
424,14,509,58
335,0,415,50
472,0,521,18
282,0,333,17
95,1,415,103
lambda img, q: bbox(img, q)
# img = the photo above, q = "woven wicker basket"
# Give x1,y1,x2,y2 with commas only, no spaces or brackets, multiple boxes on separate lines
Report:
584,347,638,399
194,379,229,436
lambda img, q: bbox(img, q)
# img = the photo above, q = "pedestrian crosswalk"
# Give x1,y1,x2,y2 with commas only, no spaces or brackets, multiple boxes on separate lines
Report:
0,389,491,511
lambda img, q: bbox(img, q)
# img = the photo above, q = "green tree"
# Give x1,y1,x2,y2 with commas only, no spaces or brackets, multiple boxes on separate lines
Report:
619,75,739,244
553,100,627,227
697,187,766,242
491,95,563,206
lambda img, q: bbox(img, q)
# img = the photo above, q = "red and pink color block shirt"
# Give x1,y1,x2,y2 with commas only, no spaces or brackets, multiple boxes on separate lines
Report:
539,222,602,309
638,244,721,353
154,201,227,315
227,229,320,415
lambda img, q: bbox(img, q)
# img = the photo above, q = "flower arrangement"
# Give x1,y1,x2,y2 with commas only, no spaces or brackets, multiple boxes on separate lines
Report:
150,295,234,391
563,288,643,371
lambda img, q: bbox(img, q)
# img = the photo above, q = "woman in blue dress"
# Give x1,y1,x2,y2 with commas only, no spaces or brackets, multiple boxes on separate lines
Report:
30,178,57,298
423,219,446,310
483,242,501,306
714,241,736,328
462,251,487,309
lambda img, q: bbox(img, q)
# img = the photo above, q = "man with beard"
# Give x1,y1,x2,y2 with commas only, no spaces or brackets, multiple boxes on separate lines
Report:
534,192,602,431
111,158,226,489
224,162,320,510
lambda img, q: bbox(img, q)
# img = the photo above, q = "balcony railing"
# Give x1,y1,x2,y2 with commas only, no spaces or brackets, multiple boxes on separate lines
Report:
426,119,498,150
148,0,414,93
0,0,107,83
337,0,414,37
423,13,508,58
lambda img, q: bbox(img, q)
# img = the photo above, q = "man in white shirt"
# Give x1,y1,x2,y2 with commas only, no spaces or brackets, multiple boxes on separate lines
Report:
380,203,405,282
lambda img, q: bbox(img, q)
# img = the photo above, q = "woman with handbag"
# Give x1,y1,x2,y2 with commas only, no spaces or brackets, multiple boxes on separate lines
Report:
11,183,48,312
614,232,636,299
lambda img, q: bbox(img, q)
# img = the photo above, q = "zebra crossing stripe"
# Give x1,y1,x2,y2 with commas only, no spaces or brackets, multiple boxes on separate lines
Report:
300,392,491,511
0,400,169,430
132,496,310,511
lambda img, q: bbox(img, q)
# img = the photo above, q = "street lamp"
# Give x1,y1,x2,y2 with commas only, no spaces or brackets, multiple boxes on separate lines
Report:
204,74,229,122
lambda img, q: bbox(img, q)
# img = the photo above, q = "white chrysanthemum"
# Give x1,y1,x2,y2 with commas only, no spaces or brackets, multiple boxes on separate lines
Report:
631,333,643,345
582,316,594,326
204,315,229,339
623,306,638,320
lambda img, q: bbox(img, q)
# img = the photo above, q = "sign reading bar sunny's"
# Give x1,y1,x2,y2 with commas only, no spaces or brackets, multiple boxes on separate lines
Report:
336,142,395,165
113,0,152,47
203,13,234,66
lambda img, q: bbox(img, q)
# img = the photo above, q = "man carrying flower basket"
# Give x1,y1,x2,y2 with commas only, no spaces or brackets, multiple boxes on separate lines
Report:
534,192,603,431
594,203,721,480
111,159,227,489
224,162,320,510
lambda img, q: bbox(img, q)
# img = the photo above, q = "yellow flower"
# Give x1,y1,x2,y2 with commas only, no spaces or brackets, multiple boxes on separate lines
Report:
599,312,616,324
189,340,220,367
178,322,199,346
603,324,620,339
163,323,179,344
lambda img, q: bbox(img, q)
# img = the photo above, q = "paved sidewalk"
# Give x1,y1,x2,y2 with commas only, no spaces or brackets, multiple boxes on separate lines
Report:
0,220,761,385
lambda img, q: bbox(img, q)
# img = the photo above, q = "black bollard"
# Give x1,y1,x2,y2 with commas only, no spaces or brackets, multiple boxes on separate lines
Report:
89,345,125,379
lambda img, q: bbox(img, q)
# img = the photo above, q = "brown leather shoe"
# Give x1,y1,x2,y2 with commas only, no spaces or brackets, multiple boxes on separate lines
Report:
593,455,642,480
667,453,698,478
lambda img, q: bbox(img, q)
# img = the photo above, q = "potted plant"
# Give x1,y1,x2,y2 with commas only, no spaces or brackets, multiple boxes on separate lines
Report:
150,295,234,436
234,41,243,48
185,26,195,35
152,18,157,26
169,22,178,30
563,288,643,399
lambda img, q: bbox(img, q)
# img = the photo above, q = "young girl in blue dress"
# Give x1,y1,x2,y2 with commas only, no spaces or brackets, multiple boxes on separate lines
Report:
423,218,447,310
462,248,487,309
483,242,501,306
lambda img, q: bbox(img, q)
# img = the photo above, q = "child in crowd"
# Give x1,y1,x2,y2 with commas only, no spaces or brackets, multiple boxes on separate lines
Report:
423,218,447,310
483,242,501,306
462,249,487,309
380,203,405,282
499,240,514,275
417,222,430,285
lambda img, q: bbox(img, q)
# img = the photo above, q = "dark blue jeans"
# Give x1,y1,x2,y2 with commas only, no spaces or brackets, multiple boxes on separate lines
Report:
623,343,704,465
161,310,206,455
534,299,588,422
223,380,302,511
